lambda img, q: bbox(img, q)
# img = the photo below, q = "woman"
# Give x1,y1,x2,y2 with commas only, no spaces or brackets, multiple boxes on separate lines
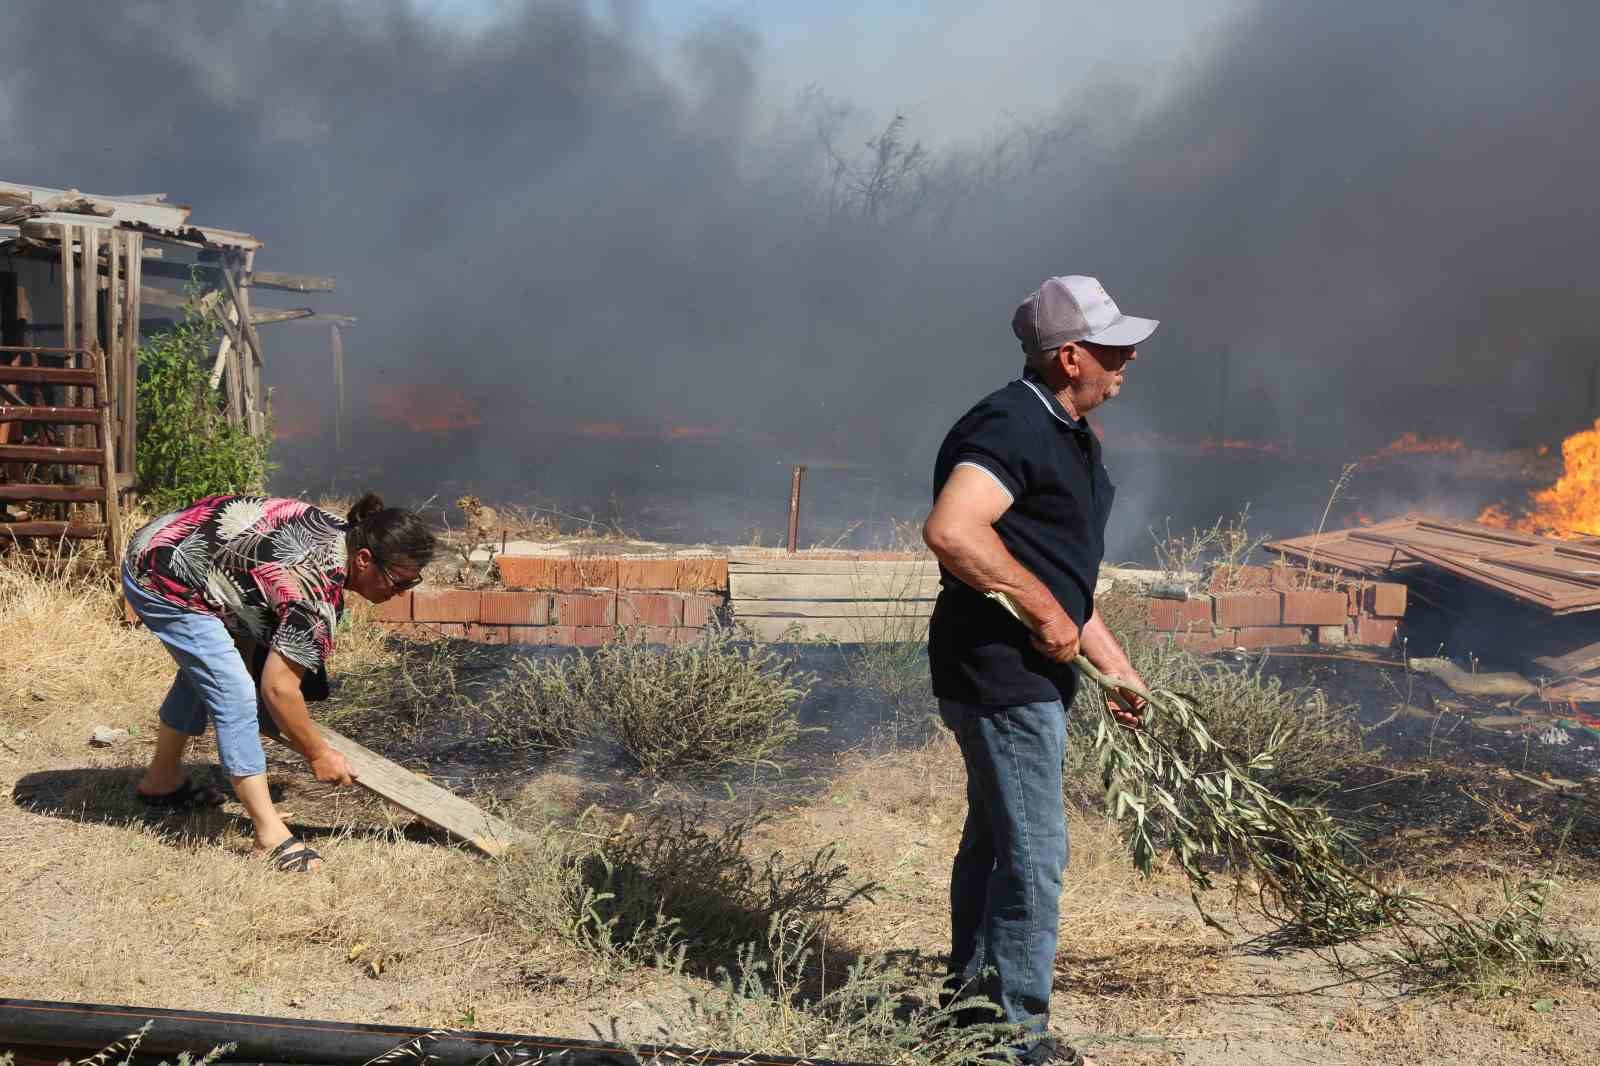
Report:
121,492,435,872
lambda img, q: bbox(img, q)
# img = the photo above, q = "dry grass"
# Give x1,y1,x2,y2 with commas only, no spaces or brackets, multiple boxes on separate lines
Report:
3,559,1600,1064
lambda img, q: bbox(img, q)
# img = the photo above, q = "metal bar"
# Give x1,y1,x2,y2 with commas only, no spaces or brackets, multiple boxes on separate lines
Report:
786,463,805,554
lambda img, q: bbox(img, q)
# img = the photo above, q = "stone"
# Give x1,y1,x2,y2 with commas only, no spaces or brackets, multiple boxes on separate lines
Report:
90,726,129,747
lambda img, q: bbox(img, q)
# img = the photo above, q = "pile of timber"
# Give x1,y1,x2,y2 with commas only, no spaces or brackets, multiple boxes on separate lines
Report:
726,550,1175,643
728,550,939,642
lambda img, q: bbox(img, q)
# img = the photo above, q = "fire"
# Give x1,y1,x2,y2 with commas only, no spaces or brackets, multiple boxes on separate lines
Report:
1371,432,1466,458
1476,418,1600,538
374,385,482,435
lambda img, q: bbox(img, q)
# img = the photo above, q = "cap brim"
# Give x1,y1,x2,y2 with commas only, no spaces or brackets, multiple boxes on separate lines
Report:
1084,314,1158,347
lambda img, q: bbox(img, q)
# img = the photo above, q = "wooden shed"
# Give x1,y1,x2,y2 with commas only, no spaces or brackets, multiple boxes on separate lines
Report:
0,181,338,554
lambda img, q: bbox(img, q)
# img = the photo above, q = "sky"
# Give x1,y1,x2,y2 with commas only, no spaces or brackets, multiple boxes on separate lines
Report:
4,0,1597,547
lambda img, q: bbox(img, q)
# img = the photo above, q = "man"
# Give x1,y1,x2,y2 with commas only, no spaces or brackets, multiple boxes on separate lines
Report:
922,275,1155,1066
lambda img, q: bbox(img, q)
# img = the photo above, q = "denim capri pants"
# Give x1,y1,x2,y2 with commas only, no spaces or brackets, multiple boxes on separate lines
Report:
122,566,270,778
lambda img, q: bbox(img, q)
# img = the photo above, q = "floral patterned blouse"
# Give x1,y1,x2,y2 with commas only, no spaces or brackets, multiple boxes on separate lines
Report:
124,495,348,672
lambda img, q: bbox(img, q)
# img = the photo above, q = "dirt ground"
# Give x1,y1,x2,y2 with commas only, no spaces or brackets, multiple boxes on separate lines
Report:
3,591,1599,1064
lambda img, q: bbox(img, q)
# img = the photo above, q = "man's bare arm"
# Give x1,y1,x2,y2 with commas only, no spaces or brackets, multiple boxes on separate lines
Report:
1080,612,1146,727
922,465,1080,662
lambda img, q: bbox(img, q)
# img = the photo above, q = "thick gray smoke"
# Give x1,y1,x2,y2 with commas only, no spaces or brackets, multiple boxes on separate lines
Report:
4,1,1597,549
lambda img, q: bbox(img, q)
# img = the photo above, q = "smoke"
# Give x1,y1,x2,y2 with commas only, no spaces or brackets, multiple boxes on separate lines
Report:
4,1,1597,549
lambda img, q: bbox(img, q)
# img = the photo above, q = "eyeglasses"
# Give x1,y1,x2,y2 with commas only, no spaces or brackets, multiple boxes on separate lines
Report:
376,558,424,592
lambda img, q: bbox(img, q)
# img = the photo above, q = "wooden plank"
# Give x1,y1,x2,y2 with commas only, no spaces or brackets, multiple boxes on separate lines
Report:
94,349,121,557
728,558,938,575
0,521,106,539
0,366,97,387
0,444,104,464
248,307,314,325
0,182,192,229
249,270,335,292
729,572,942,600
0,484,106,503
123,233,141,473
59,226,75,355
288,725,524,857
733,599,934,619
106,232,124,473
736,616,930,643
0,406,102,424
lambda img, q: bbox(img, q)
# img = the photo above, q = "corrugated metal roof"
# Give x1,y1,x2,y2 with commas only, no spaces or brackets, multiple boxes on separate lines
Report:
1267,514,1600,615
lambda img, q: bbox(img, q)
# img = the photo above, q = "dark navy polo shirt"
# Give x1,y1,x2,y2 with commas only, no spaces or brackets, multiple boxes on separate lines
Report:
927,372,1116,706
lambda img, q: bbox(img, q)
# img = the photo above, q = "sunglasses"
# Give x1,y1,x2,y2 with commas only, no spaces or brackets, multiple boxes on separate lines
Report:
376,558,424,592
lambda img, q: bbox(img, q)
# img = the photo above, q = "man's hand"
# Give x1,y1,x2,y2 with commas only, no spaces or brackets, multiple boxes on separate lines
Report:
1030,611,1081,663
1103,669,1149,730
308,747,356,787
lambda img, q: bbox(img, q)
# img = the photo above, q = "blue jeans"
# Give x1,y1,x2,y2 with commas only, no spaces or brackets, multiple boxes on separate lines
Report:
939,697,1069,1056
122,567,269,778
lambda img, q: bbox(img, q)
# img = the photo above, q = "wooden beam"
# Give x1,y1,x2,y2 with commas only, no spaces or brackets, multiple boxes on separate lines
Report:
0,520,107,539
331,323,344,452
249,307,314,325
123,232,142,474
0,182,191,229
0,484,106,502
94,349,122,557
728,572,942,600
281,725,525,857
249,270,334,293
106,231,122,472
0,405,101,425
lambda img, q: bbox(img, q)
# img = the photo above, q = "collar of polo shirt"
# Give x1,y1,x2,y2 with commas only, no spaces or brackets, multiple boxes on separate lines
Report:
1020,370,1090,431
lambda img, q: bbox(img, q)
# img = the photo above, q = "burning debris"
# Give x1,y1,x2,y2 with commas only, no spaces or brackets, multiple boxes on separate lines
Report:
1478,417,1600,538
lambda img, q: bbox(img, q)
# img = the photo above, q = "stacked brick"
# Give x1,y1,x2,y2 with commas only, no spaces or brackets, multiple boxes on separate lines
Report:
1145,577,1407,652
374,555,727,646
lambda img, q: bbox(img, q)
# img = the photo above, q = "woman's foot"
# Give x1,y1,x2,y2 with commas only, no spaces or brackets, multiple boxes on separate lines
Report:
135,777,227,809
255,833,323,873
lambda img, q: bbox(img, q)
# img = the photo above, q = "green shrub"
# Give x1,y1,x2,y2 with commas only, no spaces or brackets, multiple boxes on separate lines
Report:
136,296,272,512
486,627,816,775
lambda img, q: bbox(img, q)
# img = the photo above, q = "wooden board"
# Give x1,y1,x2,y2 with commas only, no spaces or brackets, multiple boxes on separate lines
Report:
735,616,931,643
733,599,934,618
729,558,938,576
730,572,942,600
289,725,524,857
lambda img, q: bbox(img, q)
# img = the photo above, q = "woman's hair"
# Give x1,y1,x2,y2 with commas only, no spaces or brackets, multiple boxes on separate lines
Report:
345,492,436,569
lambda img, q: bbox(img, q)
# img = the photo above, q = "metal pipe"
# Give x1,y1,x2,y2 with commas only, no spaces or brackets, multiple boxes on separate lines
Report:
0,997,882,1066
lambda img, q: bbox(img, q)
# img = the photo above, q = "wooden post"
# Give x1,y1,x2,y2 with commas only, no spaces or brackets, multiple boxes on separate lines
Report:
787,464,806,554
105,231,122,471
76,227,99,469
330,322,344,452
59,226,76,428
122,233,142,476
239,249,265,436
94,346,122,558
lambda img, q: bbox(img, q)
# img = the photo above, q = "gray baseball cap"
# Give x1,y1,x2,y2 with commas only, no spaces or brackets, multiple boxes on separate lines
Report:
1012,275,1159,351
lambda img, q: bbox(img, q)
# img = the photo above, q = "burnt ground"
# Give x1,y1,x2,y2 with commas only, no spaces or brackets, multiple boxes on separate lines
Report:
1247,649,1600,871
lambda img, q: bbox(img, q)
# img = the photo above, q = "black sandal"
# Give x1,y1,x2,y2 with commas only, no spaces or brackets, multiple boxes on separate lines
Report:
265,835,322,872
136,778,227,810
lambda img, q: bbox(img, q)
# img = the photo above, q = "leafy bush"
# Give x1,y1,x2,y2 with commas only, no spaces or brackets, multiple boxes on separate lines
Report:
497,809,874,970
1068,589,1371,796
486,627,816,775
136,297,272,512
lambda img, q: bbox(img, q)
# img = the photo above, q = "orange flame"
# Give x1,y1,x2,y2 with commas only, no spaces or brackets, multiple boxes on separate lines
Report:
375,386,482,435
1372,432,1466,458
1477,418,1600,538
